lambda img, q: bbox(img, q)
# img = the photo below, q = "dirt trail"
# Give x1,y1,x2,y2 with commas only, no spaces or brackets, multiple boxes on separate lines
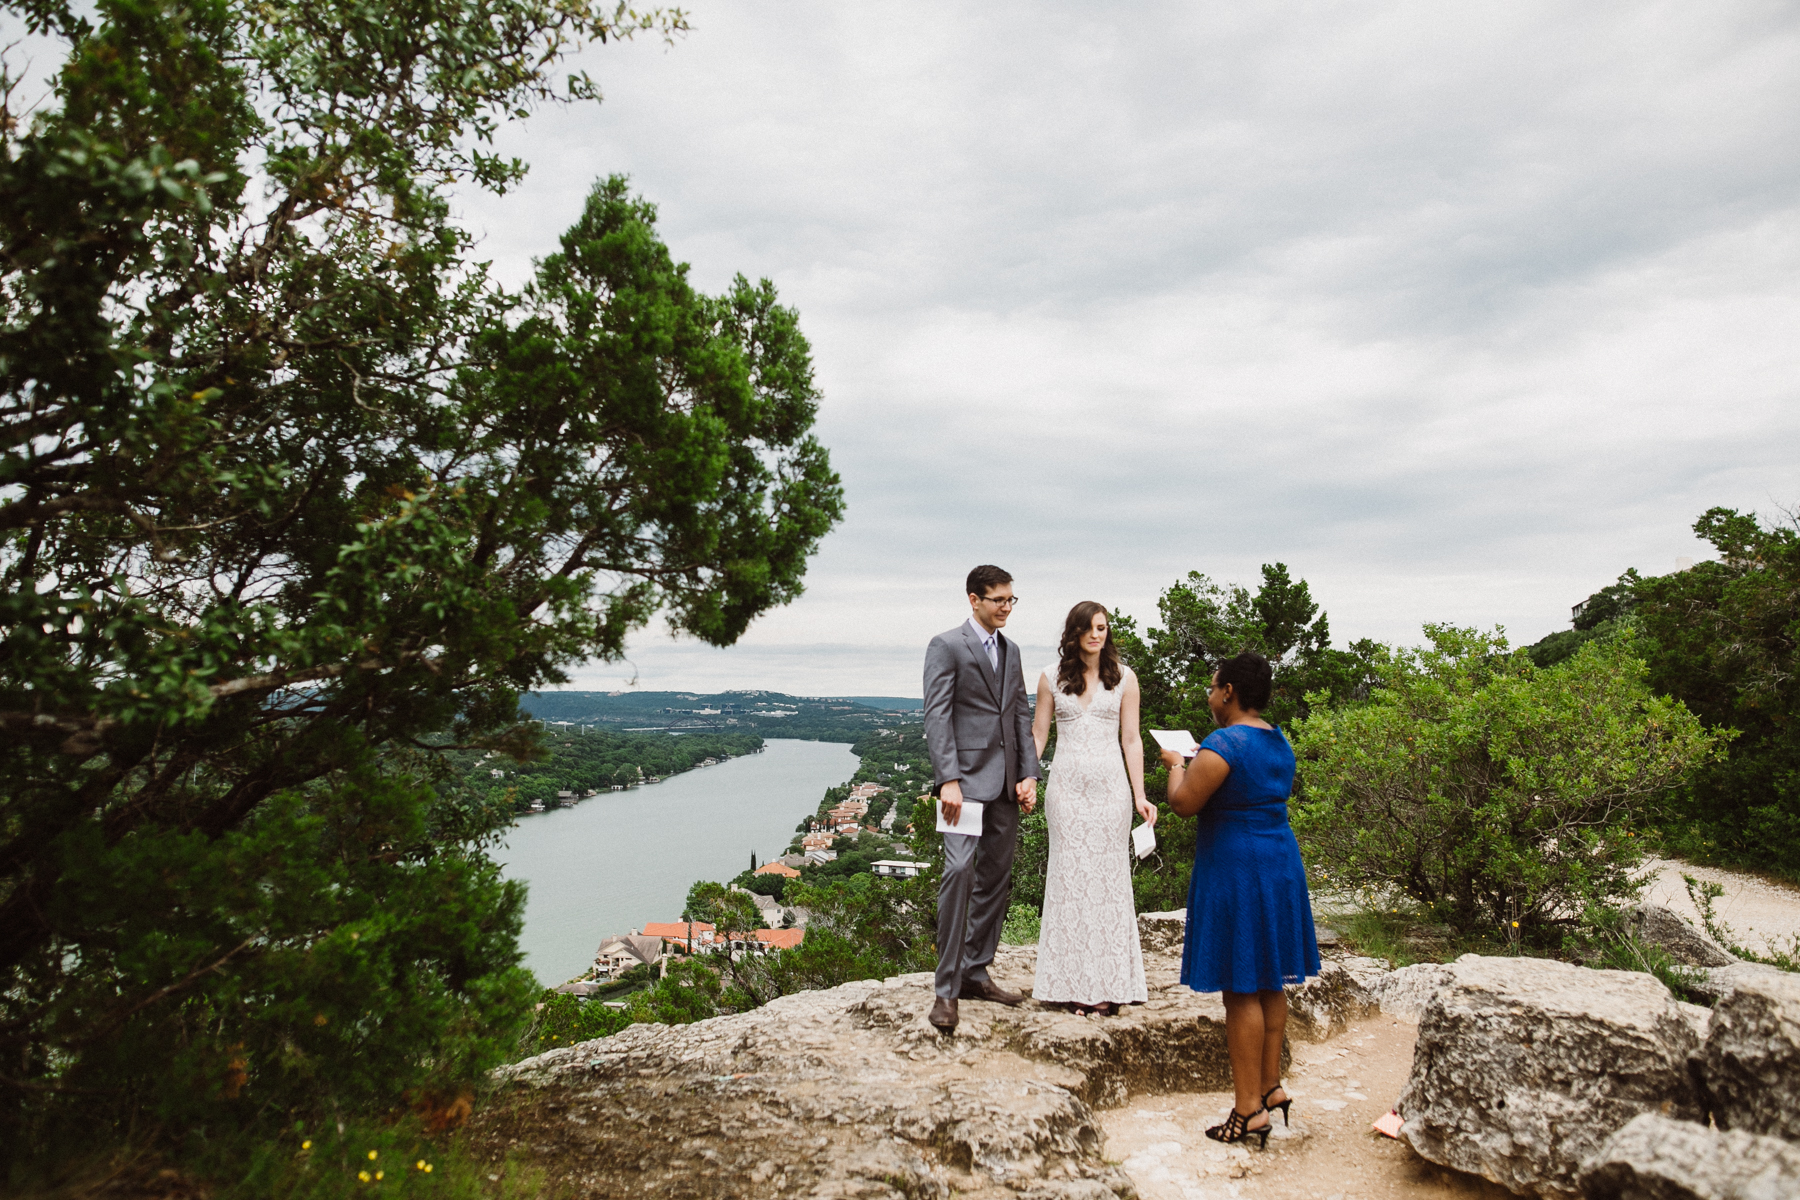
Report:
1102,1015,1511,1200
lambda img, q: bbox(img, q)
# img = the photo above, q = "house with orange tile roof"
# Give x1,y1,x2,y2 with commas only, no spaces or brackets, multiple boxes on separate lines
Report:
642,920,715,953
753,861,800,879
752,928,804,951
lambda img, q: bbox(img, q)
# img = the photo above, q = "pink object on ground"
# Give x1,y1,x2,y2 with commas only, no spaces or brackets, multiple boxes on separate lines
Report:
1372,1110,1404,1139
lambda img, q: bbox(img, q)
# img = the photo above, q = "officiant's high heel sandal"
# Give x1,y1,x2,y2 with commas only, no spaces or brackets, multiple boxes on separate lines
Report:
1205,1107,1271,1149
1261,1085,1292,1127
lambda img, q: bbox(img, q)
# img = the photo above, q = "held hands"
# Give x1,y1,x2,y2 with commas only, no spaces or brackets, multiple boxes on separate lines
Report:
1134,796,1157,826
941,779,1038,823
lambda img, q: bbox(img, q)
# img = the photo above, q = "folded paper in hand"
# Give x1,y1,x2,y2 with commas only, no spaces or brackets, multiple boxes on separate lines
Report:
1132,821,1156,859
936,798,983,837
1150,729,1200,757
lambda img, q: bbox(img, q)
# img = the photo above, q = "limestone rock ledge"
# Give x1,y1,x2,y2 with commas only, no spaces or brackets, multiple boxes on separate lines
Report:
1398,955,1706,1200
1579,1111,1800,1200
472,946,1242,1199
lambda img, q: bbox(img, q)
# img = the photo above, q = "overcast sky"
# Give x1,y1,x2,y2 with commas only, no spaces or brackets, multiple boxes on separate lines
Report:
456,1,1800,697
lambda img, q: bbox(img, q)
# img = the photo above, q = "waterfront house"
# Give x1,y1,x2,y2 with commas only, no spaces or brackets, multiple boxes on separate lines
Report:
754,861,800,879
553,980,605,997
753,928,804,951
716,927,805,955
642,920,716,953
594,932,664,975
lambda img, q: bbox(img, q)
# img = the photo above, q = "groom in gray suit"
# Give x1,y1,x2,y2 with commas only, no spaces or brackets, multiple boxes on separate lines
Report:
921,564,1041,1033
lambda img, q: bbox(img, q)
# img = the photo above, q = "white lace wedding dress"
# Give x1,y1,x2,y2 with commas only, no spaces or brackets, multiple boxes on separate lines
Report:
1032,664,1148,1005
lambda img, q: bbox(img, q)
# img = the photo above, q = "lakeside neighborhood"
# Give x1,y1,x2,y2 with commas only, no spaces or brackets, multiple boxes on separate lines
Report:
561,847,928,997
551,733,937,999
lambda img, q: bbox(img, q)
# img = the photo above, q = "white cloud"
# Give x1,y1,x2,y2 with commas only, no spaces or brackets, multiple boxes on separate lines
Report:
452,0,1800,695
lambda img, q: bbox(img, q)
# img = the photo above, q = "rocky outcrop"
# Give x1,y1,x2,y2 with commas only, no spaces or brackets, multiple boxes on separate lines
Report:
1287,959,1381,1041
1627,904,1738,969
1397,955,1706,1200
1684,960,1793,1006
1578,1111,1800,1200
473,945,1247,1198
1134,910,1185,956
1369,961,1453,1023
1701,969,1800,1140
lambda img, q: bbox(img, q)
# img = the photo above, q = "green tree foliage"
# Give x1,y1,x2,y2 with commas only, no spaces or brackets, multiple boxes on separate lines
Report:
0,0,842,1168
1524,570,1642,669
1117,563,1381,734
756,873,937,993
1290,627,1722,941
1635,508,1800,874
681,880,771,1008
1010,807,1050,912
524,988,635,1056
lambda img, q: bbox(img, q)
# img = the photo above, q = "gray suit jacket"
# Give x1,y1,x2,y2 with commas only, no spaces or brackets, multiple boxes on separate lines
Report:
923,621,1041,803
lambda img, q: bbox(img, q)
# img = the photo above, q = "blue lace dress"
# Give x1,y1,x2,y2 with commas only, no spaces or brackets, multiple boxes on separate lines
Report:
1179,724,1320,994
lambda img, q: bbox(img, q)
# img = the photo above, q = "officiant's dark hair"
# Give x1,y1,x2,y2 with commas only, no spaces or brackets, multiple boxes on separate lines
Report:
1215,650,1273,711
1057,602,1122,696
966,564,1012,598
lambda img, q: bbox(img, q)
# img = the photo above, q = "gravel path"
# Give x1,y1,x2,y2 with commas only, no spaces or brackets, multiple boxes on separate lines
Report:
1102,1016,1512,1200
1638,857,1800,959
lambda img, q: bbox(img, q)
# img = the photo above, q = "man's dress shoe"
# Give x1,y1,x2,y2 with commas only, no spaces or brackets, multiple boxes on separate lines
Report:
928,996,958,1033
960,978,1025,1007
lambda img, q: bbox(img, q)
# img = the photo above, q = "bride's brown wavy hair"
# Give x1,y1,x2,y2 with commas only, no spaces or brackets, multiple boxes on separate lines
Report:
1057,601,1122,696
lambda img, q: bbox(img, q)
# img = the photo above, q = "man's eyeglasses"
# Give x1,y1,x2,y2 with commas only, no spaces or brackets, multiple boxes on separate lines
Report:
981,595,1020,609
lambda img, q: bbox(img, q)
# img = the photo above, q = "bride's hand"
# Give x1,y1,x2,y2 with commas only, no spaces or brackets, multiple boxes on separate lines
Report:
1134,797,1157,826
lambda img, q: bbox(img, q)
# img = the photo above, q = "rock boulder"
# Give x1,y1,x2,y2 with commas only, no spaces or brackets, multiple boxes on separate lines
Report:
1135,910,1185,956
1628,904,1737,969
1683,960,1792,1005
1287,960,1381,1041
1397,954,1705,1200
1701,968,1800,1140
1369,961,1453,1023
1578,1111,1800,1200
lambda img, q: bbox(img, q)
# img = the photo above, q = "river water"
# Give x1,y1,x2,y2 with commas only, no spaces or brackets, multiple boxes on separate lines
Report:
491,737,859,985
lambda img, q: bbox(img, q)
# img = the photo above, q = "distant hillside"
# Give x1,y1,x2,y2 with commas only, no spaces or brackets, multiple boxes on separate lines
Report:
518,690,920,741
834,696,922,711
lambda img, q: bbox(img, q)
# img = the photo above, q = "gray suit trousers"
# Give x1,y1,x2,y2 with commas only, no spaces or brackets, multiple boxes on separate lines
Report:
935,795,1021,999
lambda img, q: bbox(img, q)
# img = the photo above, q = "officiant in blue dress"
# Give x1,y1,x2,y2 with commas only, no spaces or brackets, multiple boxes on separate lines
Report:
1159,650,1319,1149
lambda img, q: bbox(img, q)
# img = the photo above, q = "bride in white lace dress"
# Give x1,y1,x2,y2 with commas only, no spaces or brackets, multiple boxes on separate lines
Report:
1030,601,1155,1012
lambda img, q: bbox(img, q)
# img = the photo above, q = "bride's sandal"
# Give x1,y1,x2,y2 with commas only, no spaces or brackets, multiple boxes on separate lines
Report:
1205,1106,1272,1149
1261,1084,1292,1127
